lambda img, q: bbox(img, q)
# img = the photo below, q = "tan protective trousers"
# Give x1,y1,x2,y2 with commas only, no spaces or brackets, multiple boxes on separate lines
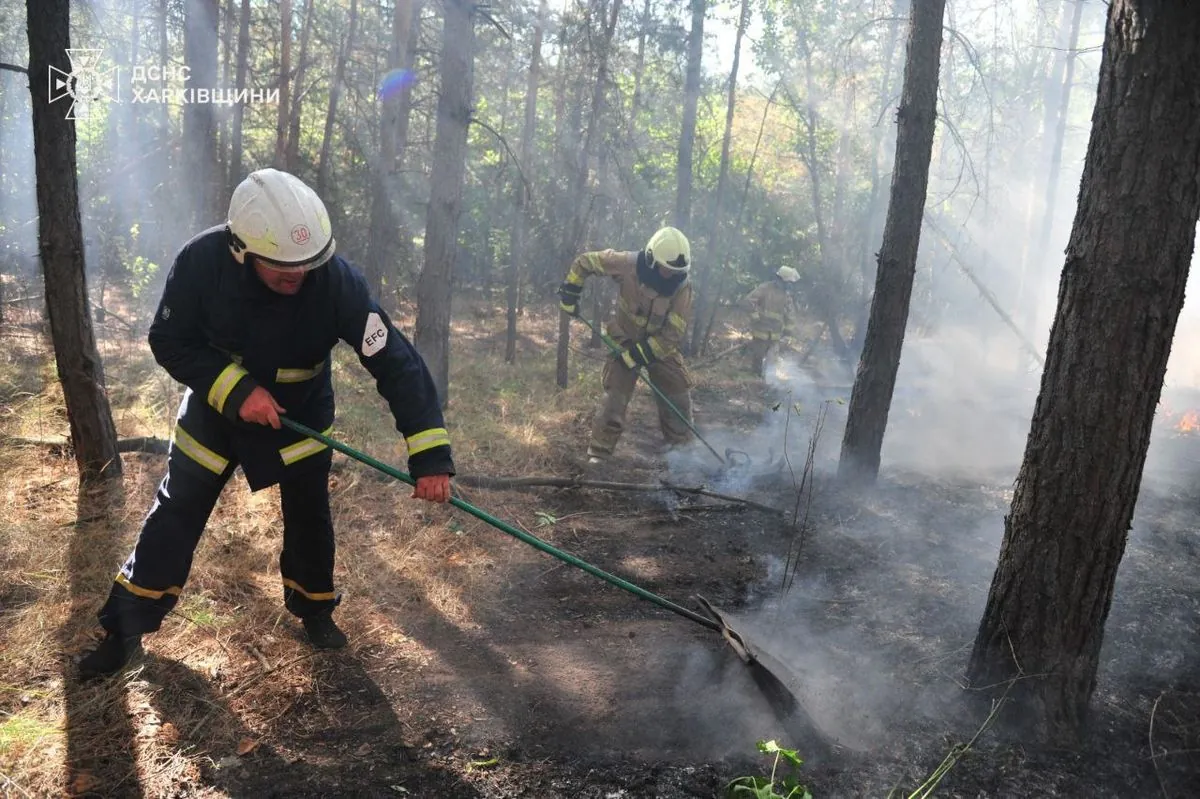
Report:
589,355,693,456
747,336,776,377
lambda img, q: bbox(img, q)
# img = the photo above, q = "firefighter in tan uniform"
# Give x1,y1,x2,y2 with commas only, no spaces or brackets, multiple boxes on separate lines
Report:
558,227,694,463
743,266,801,376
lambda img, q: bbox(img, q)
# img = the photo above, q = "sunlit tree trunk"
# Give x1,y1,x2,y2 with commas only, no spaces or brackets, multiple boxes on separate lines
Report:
183,0,221,227
838,0,946,484
673,0,704,230
507,0,547,363
228,0,250,191
285,0,315,175
273,0,292,168
317,0,359,198
26,0,122,485
415,0,475,405
967,0,1200,744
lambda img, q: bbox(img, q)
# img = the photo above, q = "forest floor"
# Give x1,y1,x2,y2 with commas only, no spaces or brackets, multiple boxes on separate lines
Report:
1,297,1199,798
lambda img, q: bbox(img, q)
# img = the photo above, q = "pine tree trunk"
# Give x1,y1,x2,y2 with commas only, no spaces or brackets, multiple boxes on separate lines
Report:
285,0,315,174
673,0,705,230
26,0,122,485
838,0,946,484
506,0,546,364
273,0,292,168
317,0,359,198
183,0,221,228
415,0,475,405
228,0,250,191
967,0,1200,744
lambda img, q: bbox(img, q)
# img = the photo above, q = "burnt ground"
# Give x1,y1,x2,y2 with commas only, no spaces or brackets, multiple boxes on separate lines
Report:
31,340,1200,799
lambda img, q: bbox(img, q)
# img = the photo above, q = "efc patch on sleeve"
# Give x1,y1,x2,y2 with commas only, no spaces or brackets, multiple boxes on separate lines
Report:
362,312,388,356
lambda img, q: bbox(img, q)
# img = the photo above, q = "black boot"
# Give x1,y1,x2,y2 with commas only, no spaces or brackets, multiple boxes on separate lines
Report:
302,613,347,650
78,632,143,679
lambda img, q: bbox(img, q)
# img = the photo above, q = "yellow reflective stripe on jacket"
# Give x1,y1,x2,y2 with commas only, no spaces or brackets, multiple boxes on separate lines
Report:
279,425,334,465
172,425,230,474
618,295,649,328
647,336,668,360
207,362,249,413
667,312,687,333
406,427,450,456
116,572,182,600
566,252,605,285
276,362,325,383
282,577,337,601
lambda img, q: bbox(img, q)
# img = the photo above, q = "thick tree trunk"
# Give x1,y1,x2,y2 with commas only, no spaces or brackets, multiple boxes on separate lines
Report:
317,0,359,198
26,0,122,485
228,0,250,191
967,0,1200,744
366,0,415,301
673,0,705,231
285,0,315,174
273,0,292,168
507,0,547,364
838,0,945,484
183,0,221,227
415,0,475,405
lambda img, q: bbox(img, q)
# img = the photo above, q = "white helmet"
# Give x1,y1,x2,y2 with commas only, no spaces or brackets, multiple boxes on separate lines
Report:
776,266,800,283
645,226,691,273
227,168,335,270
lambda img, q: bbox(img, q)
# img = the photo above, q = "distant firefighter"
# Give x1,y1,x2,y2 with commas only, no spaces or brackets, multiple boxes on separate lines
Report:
742,266,801,377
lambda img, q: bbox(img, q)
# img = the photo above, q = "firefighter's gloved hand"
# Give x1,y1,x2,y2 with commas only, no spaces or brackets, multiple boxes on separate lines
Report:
239,386,286,429
558,281,583,317
620,339,655,370
412,473,451,503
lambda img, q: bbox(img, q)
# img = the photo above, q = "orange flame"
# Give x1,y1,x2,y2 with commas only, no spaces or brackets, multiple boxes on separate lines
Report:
1178,410,1200,433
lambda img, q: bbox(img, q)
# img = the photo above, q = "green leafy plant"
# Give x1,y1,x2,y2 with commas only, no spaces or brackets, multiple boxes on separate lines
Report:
725,739,813,799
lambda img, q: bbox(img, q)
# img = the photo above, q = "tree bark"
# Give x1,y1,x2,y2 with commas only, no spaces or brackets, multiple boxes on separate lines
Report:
273,0,292,168
285,0,315,174
26,0,122,485
228,0,251,191
967,0,1200,744
838,0,945,484
673,0,705,231
183,0,221,227
415,0,475,405
507,0,547,364
366,0,416,301
317,0,359,198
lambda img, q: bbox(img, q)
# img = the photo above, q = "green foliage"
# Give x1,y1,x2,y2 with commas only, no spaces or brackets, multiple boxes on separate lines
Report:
725,739,813,799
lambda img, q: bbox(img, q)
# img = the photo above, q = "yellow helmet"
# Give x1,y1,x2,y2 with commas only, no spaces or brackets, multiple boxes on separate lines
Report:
776,266,800,283
645,226,691,273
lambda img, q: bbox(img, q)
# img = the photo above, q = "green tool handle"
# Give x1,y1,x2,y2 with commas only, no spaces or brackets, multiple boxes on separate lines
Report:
280,417,720,632
572,314,726,465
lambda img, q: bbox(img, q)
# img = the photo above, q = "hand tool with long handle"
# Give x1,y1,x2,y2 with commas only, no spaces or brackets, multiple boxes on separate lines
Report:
569,314,726,466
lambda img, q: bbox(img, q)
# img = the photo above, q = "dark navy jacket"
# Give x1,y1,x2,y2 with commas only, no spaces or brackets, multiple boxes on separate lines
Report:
148,226,453,490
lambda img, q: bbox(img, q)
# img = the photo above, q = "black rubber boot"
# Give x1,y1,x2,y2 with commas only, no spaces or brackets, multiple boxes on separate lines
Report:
78,632,144,679
302,613,348,650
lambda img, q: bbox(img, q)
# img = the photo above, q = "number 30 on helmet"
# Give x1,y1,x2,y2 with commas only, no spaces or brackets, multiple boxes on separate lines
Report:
645,226,691,273
226,168,336,271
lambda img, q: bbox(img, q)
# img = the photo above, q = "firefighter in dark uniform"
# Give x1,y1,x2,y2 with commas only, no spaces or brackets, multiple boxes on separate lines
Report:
79,168,454,678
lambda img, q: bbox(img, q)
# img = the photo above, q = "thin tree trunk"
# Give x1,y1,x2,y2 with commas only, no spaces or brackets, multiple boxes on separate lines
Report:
274,0,292,168
26,0,122,485
219,0,233,168
317,0,359,198
558,0,622,389
838,0,946,484
183,0,221,227
507,0,547,363
228,0,251,191
285,0,315,174
967,0,1200,744
415,0,475,405
673,0,705,230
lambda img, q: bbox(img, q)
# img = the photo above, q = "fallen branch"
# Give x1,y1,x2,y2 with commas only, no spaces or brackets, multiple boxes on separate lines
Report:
2,434,170,455
690,340,751,370
452,473,783,515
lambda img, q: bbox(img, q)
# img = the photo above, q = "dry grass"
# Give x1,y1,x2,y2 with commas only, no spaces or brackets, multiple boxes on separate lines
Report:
0,299,614,797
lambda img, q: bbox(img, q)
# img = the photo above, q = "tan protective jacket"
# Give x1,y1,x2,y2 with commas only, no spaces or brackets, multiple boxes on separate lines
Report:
564,249,693,361
743,280,795,341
